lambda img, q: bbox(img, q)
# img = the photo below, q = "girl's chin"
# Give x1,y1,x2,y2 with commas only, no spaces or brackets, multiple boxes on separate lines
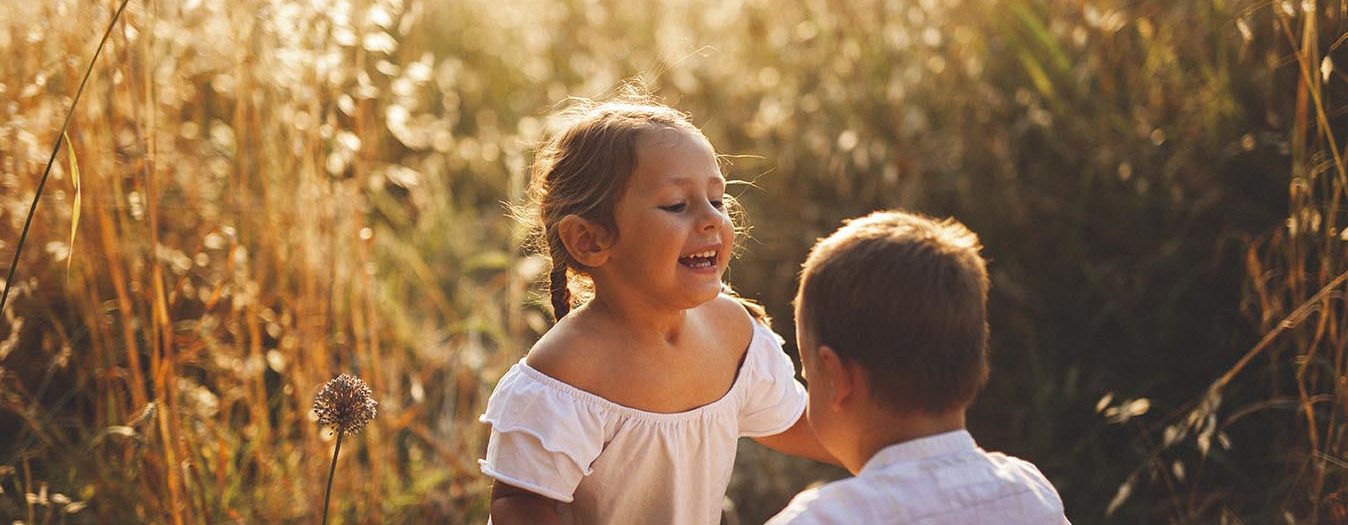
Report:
683,279,725,303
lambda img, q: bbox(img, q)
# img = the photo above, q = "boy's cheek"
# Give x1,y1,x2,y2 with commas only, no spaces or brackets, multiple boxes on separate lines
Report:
802,392,838,450
804,384,828,424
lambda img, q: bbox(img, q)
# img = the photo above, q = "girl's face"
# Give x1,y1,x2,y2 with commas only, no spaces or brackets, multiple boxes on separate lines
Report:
598,127,733,310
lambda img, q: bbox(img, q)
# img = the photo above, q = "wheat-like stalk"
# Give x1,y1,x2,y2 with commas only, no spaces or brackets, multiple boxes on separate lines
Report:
0,0,132,316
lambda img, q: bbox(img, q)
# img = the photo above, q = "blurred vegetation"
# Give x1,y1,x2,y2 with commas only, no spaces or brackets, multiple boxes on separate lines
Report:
0,0,1345,523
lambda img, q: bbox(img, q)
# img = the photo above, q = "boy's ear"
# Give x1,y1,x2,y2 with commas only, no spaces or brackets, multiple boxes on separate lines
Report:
558,214,613,267
817,346,859,410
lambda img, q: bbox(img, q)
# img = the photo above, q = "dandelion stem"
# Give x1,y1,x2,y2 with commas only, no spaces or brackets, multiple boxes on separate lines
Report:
321,430,344,525
0,0,133,316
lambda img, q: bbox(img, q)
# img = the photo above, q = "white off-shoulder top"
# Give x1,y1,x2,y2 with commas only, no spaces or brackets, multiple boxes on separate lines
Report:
478,320,807,525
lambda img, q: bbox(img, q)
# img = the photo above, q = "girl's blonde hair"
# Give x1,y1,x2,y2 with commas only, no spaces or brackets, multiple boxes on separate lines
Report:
516,96,763,322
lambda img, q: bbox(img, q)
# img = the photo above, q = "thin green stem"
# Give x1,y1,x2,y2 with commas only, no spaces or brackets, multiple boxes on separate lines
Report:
321,430,344,525
0,0,133,316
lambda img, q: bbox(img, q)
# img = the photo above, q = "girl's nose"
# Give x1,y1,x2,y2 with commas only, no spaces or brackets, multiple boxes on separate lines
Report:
697,202,722,231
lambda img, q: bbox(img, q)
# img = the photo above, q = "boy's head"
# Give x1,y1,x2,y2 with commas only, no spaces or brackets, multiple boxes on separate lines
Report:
794,209,990,424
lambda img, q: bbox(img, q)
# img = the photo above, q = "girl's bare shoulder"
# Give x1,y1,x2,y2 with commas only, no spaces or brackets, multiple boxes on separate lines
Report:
698,293,757,358
522,313,610,387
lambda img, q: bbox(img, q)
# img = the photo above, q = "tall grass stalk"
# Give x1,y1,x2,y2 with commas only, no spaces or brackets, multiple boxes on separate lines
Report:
0,0,131,316
321,432,343,525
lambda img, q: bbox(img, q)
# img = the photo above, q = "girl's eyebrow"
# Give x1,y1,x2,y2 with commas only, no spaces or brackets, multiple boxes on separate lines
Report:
661,175,727,189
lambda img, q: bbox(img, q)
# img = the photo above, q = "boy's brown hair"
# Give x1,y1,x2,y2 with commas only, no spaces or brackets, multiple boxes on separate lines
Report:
796,209,990,414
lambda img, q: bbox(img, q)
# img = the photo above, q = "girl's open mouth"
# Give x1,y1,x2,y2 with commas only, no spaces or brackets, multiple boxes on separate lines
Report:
678,249,718,269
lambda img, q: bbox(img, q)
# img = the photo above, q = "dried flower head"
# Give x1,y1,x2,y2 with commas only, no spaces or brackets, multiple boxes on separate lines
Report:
313,374,377,435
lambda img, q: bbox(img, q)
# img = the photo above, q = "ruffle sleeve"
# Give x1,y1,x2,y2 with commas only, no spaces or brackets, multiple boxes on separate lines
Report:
738,323,808,437
478,364,607,502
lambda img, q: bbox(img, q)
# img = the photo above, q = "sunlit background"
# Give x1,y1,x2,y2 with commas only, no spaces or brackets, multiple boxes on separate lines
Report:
1,0,1346,522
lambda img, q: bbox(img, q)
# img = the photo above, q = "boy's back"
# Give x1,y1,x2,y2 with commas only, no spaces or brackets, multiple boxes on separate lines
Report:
768,430,1067,524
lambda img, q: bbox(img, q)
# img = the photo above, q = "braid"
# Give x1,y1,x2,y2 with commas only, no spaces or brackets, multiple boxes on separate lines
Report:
549,264,572,320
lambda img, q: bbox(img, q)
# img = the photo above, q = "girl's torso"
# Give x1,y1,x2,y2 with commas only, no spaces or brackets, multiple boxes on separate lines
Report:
479,295,807,525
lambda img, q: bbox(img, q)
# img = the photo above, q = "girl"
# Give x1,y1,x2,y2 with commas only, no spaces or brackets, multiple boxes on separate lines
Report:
480,97,834,524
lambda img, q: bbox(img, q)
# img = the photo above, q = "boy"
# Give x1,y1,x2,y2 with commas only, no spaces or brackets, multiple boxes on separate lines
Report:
768,210,1069,524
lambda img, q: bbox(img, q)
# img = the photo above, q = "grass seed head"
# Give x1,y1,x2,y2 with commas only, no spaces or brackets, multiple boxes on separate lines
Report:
313,374,377,435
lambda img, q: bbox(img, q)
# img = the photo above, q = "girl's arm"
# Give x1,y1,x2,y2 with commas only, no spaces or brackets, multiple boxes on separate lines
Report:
490,481,564,525
752,414,842,466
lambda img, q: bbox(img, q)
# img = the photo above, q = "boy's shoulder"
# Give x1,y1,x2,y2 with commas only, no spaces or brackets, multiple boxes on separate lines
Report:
980,450,1062,497
764,481,854,525
768,440,1067,524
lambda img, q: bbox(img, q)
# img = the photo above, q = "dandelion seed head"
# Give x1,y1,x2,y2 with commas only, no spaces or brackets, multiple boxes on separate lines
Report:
313,374,377,435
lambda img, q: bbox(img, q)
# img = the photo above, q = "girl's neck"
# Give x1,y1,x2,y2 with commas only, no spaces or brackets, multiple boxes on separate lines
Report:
585,292,691,347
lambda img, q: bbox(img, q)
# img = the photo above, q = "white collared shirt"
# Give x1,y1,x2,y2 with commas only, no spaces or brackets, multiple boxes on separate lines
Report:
767,430,1070,525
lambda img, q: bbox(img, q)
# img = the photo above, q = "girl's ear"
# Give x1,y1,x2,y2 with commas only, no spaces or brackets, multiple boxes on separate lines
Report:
558,214,613,267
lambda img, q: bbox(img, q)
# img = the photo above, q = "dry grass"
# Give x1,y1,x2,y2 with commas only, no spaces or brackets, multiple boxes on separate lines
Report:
0,0,519,521
0,0,1344,523
1122,1,1348,522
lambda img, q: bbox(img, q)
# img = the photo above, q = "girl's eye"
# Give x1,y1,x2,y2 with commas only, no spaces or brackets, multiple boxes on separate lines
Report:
710,199,724,210
660,203,687,212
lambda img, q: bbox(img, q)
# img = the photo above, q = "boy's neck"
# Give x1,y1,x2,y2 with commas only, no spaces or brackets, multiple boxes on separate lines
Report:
842,407,967,474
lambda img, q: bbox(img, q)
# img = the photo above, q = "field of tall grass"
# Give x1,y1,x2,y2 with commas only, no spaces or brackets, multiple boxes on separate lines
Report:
2,0,1346,523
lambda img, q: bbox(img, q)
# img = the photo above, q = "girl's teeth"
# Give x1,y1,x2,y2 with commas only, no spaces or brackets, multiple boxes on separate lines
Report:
679,250,718,269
